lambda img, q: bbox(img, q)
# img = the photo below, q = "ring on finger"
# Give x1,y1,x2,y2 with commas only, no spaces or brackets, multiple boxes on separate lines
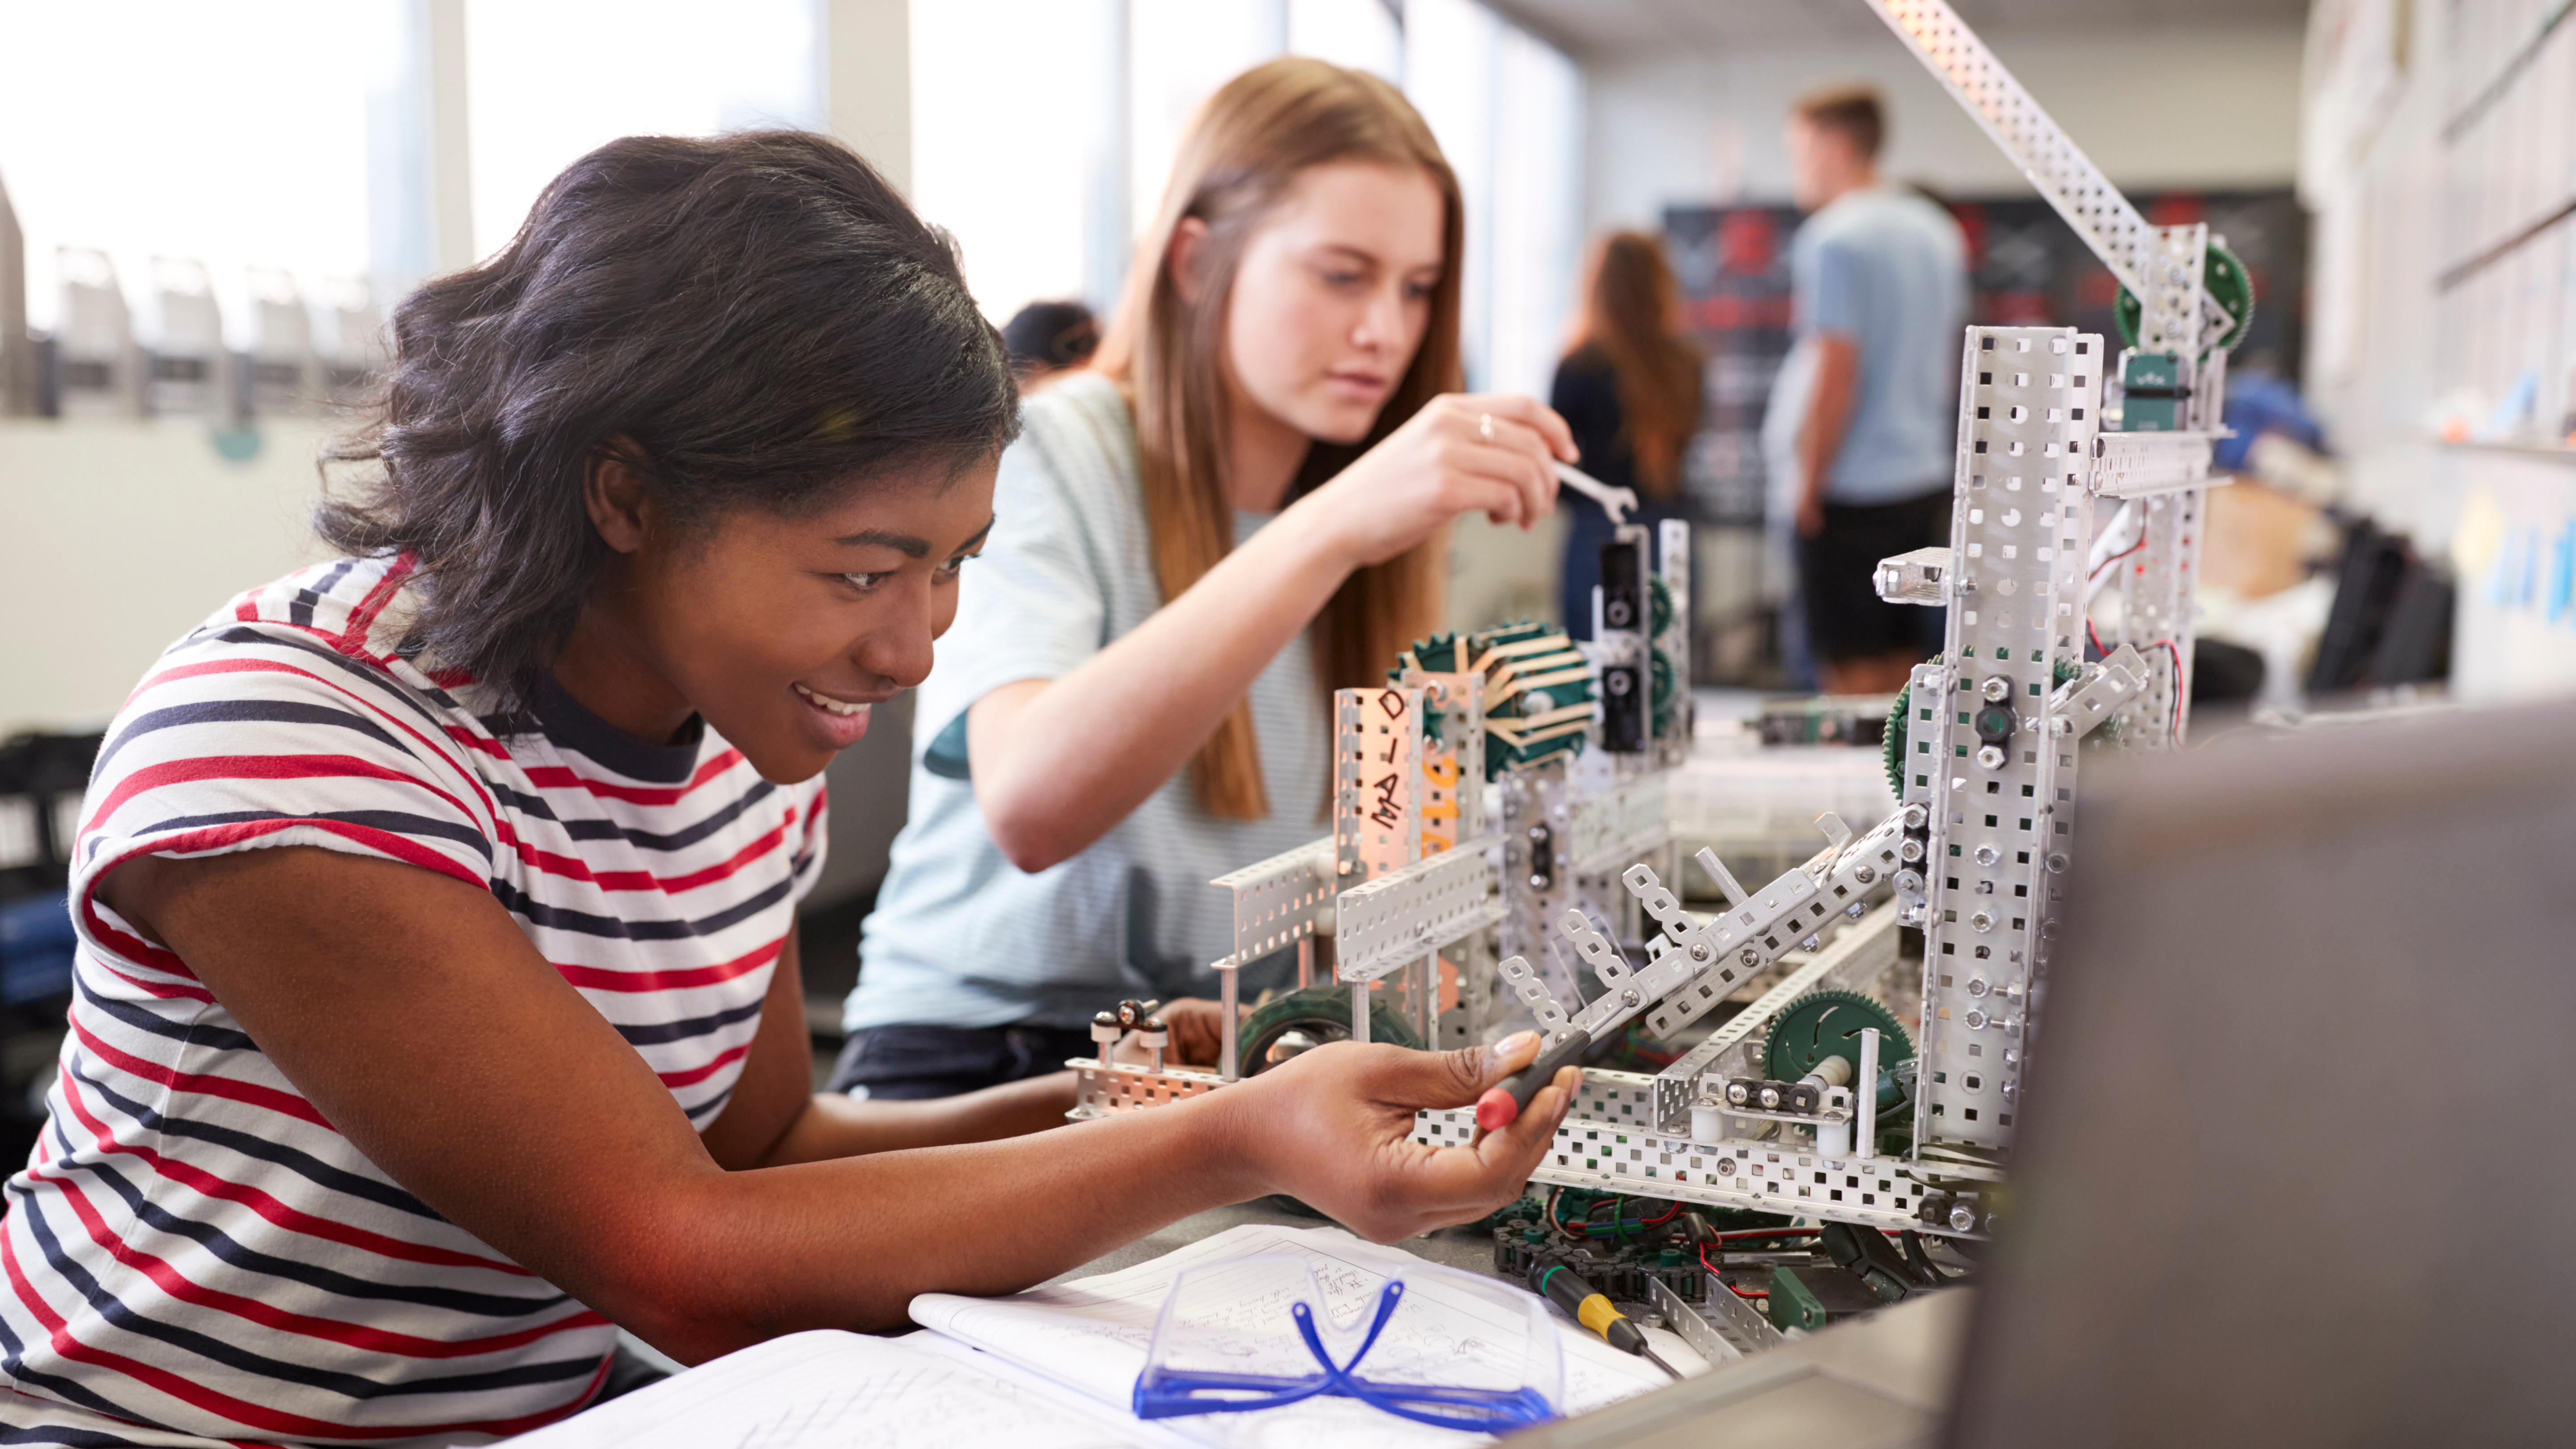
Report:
1477,411,1495,444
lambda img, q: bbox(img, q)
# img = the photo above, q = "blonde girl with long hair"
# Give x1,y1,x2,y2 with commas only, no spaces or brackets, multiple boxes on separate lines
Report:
837,57,1576,1097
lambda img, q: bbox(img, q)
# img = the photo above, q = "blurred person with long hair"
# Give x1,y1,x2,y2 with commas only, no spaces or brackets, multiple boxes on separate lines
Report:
831,58,1574,1099
1551,231,1703,637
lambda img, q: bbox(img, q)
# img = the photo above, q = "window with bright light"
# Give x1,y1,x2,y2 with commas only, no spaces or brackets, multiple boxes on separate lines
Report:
1487,27,1583,399
463,0,817,262
912,0,1127,326
1290,0,1403,82
0,0,396,350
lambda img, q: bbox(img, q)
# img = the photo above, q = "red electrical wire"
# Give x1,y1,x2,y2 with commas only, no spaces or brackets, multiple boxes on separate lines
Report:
2083,619,2187,746
1630,1197,1682,1227
1699,1241,1769,1298
2088,534,2146,585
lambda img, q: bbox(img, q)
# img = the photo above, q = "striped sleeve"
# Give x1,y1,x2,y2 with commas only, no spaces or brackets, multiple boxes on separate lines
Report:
70,627,498,994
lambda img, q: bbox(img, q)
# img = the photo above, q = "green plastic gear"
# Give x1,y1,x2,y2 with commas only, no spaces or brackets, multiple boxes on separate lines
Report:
1649,647,1676,735
1235,986,1424,1078
1471,621,1593,780
2115,240,2255,356
1390,631,1469,682
1389,622,1594,779
1882,680,1915,798
1764,989,1915,1085
1648,575,1675,637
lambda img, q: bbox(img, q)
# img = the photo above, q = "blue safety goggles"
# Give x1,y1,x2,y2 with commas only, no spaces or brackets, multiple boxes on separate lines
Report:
1131,1254,1563,1433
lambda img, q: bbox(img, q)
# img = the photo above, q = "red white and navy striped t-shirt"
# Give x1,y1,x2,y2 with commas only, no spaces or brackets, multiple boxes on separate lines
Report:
1,555,827,1446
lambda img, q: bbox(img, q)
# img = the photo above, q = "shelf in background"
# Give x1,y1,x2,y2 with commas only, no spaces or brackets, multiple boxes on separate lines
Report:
2444,0,2576,140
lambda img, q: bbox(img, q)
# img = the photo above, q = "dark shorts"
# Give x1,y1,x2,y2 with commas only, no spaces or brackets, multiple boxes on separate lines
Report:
1796,489,1951,663
826,1022,1095,1099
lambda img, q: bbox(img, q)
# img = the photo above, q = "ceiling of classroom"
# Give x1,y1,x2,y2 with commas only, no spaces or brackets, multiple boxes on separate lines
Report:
1487,0,2314,56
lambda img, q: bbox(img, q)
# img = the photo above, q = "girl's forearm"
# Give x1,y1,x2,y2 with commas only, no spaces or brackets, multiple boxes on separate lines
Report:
969,504,1352,869
621,1085,1267,1361
754,1074,1081,1168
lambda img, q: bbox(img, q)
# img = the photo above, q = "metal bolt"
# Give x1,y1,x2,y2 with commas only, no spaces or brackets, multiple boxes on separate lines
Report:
1529,874,1549,889
1980,675,2011,702
1621,989,1641,1007
1894,869,1924,896
2003,1049,2019,1067
1964,1008,1988,1030
1801,935,1821,953
1726,1081,1752,1106
1715,1158,1737,1176
1688,942,1712,962
1966,976,1990,998
2000,1080,2017,1101
1898,902,1927,928
1846,902,1866,919
1855,864,1877,884
1976,745,2005,770
1529,826,1547,842
2047,852,2070,873
1974,845,2000,867
1899,837,1924,863
1902,803,1929,830
1949,1201,1979,1233
1740,948,1760,967
1970,910,1995,933
1758,1084,1784,1109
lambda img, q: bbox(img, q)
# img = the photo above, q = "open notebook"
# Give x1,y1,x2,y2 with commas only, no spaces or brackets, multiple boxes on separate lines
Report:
505,1224,1668,1449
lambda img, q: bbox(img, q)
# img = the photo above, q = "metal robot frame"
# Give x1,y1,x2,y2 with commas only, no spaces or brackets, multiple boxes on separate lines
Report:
1068,0,2242,1247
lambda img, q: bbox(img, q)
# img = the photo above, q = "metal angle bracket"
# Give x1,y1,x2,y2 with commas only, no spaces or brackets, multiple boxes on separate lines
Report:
1556,907,1635,996
1497,952,1576,1042
1212,836,1336,967
1334,837,1505,983
2054,645,2147,739
2089,430,2230,499
1874,546,1954,606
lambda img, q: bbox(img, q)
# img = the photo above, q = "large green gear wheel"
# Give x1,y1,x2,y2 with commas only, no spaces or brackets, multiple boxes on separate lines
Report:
1648,575,1675,637
2115,239,2255,356
1763,989,1914,1084
1882,678,1916,798
1236,986,1424,1078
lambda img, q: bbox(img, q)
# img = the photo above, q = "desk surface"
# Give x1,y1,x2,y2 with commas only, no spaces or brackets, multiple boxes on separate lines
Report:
1043,1197,1500,1288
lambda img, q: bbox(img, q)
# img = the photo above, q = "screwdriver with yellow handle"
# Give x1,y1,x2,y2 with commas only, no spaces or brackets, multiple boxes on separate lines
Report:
1527,1254,1682,1381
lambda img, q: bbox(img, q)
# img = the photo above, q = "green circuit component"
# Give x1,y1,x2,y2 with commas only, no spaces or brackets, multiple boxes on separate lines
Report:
2120,351,2186,433
1768,1266,1828,1332
1766,1264,1885,1333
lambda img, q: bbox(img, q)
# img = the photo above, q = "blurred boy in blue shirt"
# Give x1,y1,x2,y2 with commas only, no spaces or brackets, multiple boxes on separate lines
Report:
1764,83,1967,695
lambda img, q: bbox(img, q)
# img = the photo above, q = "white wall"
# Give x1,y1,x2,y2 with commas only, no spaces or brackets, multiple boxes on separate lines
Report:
2,419,339,735
2300,0,2576,703
1585,20,2309,228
